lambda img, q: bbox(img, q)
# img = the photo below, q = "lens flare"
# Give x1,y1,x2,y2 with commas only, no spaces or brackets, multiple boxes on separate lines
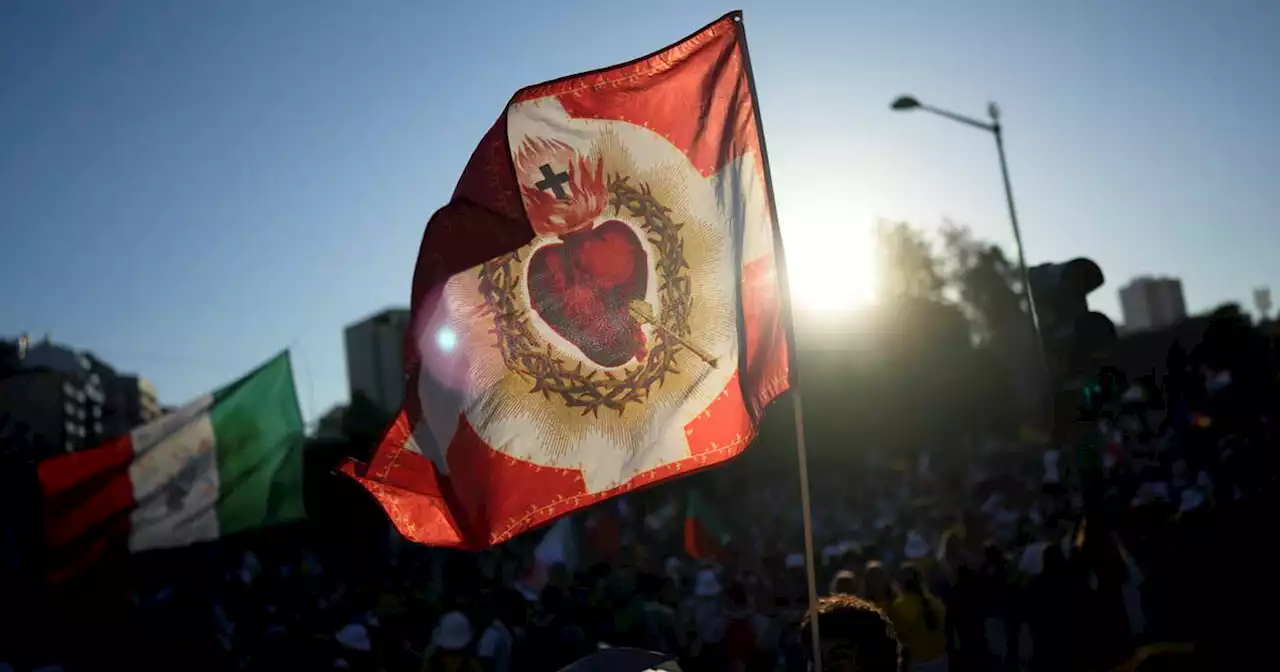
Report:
435,327,458,353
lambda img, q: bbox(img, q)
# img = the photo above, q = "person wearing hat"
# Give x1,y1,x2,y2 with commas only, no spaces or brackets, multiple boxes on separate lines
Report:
681,567,729,670
334,621,374,672
829,569,859,596
421,611,482,672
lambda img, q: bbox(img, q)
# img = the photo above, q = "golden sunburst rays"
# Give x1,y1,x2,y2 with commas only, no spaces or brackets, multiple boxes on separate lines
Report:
449,120,739,479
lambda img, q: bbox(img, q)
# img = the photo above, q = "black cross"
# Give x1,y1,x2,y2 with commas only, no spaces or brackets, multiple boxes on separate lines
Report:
534,163,571,200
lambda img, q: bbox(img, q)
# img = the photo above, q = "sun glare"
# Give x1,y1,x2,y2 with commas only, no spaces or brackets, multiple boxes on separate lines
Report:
779,204,878,313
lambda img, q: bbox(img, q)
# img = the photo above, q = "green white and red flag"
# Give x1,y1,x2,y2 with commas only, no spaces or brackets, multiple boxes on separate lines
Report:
38,352,305,583
683,490,732,559
342,11,792,549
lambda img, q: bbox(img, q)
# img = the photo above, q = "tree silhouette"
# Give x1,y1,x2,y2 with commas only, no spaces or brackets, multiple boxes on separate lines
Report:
874,220,946,302
767,220,1023,470
940,221,1024,344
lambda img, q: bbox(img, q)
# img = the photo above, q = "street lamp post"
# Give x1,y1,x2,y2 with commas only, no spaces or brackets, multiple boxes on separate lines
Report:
890,95,1042,339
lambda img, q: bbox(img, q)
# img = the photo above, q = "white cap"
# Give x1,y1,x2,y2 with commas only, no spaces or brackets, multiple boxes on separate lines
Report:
694,568,721,597
335,623,371,652
432,611,474,651
1018,542,1047,576
904,531,930,559
1180,488,1206,512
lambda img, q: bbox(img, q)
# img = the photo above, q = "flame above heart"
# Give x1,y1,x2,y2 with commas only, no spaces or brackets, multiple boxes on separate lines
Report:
514,138,608,237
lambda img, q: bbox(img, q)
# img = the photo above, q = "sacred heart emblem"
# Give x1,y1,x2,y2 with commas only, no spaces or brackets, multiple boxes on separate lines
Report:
527,219,649,368
482,171,701,416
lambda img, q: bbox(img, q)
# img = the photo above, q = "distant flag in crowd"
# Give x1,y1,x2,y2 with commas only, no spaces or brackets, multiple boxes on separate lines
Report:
39,352,306,583
585,506,624,562
683,490,731,560
644,498,681,532
516,516,580,600
342,11,791,549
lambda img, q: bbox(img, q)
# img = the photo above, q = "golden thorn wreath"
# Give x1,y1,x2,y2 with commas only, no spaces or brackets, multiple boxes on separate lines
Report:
477,175,695,417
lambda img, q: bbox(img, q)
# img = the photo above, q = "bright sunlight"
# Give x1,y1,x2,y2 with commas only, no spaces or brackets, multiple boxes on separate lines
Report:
778,200,879,313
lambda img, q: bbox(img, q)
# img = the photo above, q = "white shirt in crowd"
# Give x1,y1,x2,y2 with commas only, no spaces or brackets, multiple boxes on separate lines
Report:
478,620,514,672
1043,449,1061,484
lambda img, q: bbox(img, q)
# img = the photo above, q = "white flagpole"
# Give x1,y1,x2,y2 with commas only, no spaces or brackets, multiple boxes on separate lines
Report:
790,390,824,661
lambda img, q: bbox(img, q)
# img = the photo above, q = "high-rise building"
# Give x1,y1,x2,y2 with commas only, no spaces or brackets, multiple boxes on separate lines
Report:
85,353,162,438
344,308,411,415
1119,276,1187,332
0,338,107,457
0,337,161,459
101,374,162,438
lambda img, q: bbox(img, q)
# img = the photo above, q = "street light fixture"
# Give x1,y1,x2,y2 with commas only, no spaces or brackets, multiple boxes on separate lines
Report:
890,96,920,111
890,94,1041,338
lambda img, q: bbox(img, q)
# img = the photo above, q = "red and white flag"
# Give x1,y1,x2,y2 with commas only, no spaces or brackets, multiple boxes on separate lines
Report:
342,12,791,549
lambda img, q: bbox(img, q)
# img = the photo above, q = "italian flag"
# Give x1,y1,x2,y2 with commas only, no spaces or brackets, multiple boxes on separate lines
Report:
39,352,305,583
683,490,731,560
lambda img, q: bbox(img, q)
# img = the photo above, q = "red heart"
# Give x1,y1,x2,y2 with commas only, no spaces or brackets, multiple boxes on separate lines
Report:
527,220,649,367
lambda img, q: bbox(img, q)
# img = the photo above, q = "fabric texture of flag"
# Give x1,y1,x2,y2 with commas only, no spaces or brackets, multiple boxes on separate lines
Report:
683,490,732,560
343,11,791,549
39,351,305,583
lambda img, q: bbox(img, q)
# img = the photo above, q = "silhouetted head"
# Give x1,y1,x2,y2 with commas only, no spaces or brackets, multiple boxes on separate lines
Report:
862,562,896,605
1041,543,1068,580
830,569,858,596
897,562,940,631
801,594,903,672
982,543,1007,575
898,563,925,595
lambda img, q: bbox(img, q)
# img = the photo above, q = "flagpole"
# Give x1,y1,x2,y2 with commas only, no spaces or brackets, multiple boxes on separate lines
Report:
734,12,824,666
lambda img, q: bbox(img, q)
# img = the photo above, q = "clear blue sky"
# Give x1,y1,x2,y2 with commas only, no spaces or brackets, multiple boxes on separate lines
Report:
3,0,1277,420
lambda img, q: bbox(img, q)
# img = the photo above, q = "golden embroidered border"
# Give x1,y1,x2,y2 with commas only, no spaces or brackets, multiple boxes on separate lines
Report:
489,431,751,545
512,17,737,103
488,370,788,544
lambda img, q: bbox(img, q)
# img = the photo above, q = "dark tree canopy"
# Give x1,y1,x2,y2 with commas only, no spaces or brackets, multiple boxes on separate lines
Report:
769,220,1029,469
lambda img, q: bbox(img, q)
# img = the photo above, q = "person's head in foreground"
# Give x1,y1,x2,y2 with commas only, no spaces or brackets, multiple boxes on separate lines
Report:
801,594,903,672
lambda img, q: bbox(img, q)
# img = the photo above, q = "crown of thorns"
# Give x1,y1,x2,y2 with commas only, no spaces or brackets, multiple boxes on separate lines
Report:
478,175,694,416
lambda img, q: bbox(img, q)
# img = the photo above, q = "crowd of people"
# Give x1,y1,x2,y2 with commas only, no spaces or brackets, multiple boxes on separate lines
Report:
6,334,1277,672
